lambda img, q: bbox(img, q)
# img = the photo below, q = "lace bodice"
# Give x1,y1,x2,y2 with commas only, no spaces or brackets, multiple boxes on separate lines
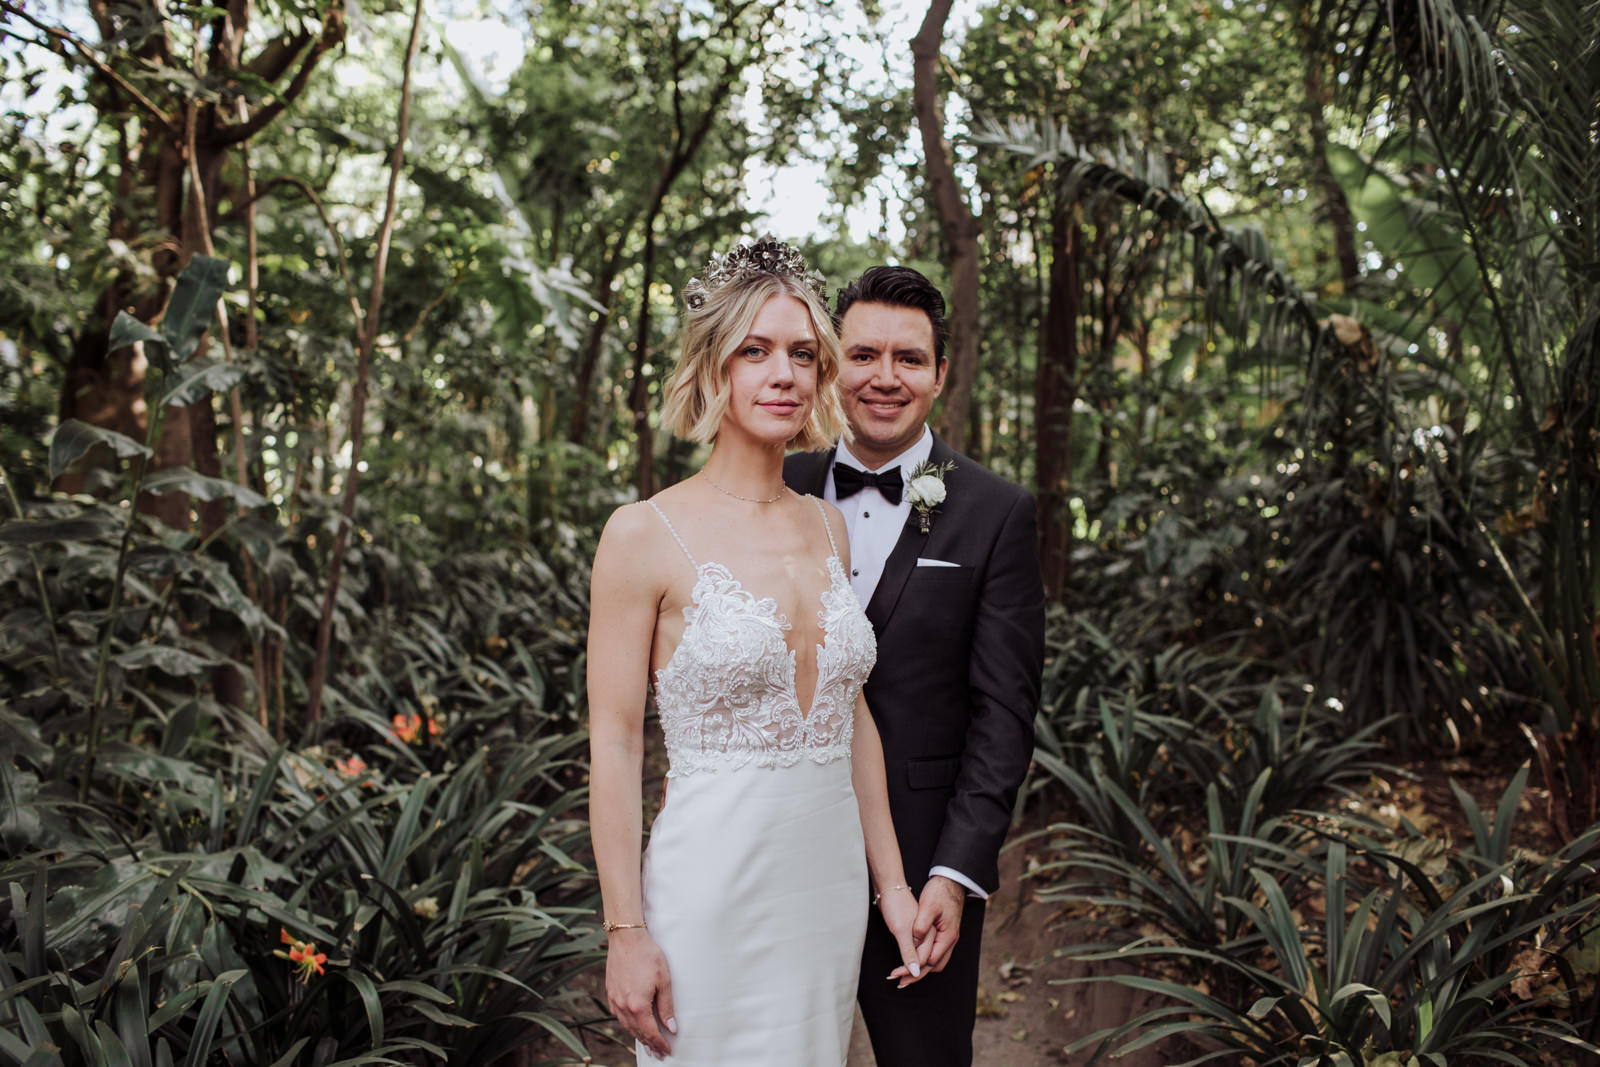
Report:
648,498,877,778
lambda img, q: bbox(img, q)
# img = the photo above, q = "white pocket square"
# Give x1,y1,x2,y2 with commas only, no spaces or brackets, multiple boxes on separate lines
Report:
916,558,961,568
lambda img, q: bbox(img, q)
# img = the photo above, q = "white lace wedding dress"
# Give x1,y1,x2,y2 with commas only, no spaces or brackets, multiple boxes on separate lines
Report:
639,498,877,1065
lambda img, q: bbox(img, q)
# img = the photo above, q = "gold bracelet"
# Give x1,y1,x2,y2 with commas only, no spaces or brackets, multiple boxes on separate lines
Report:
602,919,648,933
872,884,910,907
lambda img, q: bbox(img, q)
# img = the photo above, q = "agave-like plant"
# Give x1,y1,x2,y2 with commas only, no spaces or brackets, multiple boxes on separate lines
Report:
1056,771,1600,1065
0,700,603,1065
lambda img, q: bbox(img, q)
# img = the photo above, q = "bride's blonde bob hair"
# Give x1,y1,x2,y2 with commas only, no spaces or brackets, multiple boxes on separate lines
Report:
659,272,845,452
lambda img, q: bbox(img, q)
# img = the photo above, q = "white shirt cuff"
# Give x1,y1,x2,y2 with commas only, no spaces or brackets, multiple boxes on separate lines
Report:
928,866,988,900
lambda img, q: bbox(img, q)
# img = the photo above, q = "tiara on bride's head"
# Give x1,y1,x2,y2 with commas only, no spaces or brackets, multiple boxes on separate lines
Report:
682,236,827,310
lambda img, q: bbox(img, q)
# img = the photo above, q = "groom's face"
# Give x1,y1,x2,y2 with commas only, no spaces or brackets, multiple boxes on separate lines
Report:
837,302,946,469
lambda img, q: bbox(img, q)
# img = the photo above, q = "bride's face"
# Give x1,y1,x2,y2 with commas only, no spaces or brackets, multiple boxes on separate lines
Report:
719,294,819,446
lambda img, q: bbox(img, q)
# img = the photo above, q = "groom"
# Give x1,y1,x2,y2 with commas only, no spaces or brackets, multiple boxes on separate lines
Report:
785,266,1046,1066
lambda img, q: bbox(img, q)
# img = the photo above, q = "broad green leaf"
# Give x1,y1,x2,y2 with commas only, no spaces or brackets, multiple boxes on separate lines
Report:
159,359,246,408
142,468,267,507
161,700,200,757
1247,995,1280,1018
1324,145,1487,343
182,968,245,1067
1329,981,1391,1028
115,644,219,676
108,311,165,353
344,970,385,1049
115,964,154,1067
161,254,230,363
49,419,152,478
94,1020,134,1067
0,516,117,545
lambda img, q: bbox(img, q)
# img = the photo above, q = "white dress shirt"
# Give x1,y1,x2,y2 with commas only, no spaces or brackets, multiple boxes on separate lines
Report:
822,426,987,901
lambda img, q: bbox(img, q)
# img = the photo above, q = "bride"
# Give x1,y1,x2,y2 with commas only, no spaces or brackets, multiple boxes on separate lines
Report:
587,238,927,1064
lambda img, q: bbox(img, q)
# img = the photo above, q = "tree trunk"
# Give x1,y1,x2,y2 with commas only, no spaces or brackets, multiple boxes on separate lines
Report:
1301,10,1360,287
1036,205,1082,601
304,0,423,724
568,227,628,447
52,0,342,532
628,216,661,500
911,0,982,454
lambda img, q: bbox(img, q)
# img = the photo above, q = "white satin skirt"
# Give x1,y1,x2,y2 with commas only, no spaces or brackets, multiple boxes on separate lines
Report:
638,757,868,1065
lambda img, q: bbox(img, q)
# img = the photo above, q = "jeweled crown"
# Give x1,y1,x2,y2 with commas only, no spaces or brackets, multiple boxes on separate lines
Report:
682,236,826,310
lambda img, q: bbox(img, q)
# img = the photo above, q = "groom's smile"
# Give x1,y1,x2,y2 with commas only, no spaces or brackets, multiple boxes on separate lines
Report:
838,302,946,469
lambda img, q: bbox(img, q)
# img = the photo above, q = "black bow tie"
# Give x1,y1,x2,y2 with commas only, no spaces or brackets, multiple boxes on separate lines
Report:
833,463,903,505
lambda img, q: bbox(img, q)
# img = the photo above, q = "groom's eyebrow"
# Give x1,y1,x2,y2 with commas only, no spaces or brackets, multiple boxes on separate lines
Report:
846,341,928,357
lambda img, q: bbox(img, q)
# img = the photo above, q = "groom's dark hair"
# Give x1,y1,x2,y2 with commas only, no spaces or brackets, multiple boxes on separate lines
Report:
833,266,948,366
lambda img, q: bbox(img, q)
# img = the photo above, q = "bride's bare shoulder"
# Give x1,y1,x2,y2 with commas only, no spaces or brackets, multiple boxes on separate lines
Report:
594,500,670,577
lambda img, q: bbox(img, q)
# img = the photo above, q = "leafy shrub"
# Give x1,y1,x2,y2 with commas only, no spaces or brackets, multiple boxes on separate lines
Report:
1052,769,1600,1066
0,255,605,1062
1,697,602,1065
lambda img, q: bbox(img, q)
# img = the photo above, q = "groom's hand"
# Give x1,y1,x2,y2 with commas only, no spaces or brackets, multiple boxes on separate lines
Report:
913,875,966,973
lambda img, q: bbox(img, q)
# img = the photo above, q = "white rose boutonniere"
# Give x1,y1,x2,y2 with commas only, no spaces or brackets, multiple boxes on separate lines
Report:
906,459,955,534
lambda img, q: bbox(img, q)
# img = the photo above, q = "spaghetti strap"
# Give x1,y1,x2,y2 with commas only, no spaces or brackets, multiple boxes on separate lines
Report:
808,496,840,559
646,500,699,569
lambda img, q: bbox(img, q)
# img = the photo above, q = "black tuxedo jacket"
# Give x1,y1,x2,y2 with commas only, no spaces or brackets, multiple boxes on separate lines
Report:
784,434,1045,893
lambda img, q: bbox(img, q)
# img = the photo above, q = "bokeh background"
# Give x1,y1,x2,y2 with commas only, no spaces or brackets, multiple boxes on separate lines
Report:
2,0,1597,1062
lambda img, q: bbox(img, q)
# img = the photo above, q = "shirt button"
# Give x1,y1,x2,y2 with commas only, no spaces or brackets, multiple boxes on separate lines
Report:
863,510,871,518
852,569,860,577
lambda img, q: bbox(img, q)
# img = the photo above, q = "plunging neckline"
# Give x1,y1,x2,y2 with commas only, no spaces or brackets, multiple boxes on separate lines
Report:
663,555,846,724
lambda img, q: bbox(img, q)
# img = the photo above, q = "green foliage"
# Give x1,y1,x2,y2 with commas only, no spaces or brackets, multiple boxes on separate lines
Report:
5,0,1600,1060
1,226,602,1060
1,700,600,1065
1051,774,1600,1066
0,451,602,1062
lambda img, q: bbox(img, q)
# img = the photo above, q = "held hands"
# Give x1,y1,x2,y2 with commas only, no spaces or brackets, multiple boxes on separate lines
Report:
912,875,965,974
883,876,966,987
605,929,676,1058
878,884,931,990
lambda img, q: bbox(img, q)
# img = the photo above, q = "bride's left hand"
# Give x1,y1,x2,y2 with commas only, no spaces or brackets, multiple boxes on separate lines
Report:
878,885,932,989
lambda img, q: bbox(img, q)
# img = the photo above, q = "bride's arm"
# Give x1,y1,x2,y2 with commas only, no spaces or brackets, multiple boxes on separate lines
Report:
826,499,930,987
852,694,930,987
588,504,677,1056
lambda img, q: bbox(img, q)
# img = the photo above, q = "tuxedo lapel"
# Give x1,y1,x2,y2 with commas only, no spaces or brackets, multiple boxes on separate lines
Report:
863,433,958,632
864,510,923,632
790,448,833,497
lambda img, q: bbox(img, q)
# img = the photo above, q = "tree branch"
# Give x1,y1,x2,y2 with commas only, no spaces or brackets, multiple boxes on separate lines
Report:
0,1,177,131
212,8,344,147
243,29,311,80
250,174,365,332
305,0,424,724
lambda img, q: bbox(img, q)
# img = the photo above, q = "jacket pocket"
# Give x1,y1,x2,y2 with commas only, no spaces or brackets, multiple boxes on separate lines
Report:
906,755,961,790
911,566,971,584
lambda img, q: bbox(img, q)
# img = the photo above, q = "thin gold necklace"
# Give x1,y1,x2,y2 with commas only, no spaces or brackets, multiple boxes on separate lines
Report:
700,470,785,504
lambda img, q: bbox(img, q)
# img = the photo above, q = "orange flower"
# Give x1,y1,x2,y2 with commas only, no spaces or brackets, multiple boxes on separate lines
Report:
289,941,327,981
275,928,328,983
391,712,440,745
334,755,367,778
